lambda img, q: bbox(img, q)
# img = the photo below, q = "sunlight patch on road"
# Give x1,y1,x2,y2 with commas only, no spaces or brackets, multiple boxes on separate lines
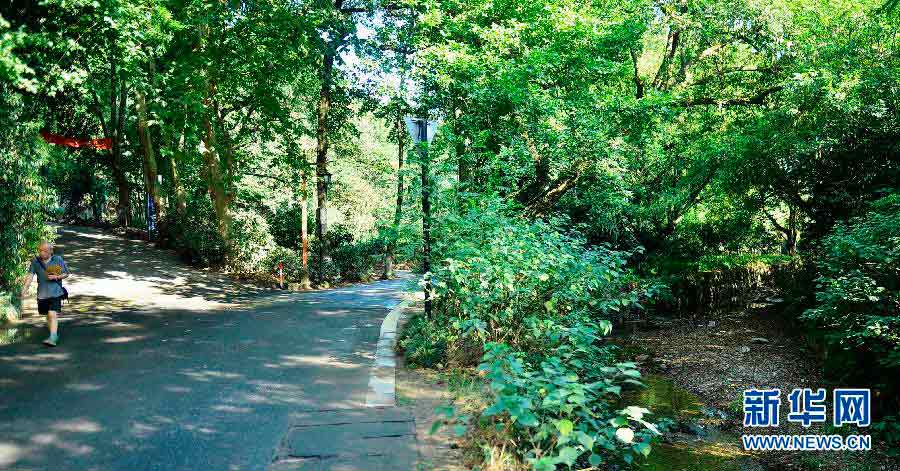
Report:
64,383,104,392
50,418,102,433
101,335,148,344
0,442,25,467
277,354,359,369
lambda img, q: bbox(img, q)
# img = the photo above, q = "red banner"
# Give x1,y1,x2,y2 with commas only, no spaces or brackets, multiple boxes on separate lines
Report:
40,130,112,150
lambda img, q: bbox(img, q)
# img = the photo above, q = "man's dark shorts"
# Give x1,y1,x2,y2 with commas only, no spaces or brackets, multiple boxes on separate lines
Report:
37,296,62,315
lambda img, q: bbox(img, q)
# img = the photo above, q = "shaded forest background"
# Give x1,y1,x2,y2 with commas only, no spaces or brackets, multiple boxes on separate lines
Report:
1,0,898,468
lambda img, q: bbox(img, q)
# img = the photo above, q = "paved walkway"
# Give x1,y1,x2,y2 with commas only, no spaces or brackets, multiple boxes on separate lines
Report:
0,226,418,470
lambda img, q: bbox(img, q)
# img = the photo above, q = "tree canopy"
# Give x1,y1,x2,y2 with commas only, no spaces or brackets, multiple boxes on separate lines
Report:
2,0,898,467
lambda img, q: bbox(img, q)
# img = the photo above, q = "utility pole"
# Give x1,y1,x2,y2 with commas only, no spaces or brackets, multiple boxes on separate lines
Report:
405,117,437,318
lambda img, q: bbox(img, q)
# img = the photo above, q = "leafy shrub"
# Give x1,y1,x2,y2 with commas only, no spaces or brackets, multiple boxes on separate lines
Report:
429,197,649,355
227,208,276,274
0,290,21,323
307,244,341,285
397,314,450,368
164,200,275,274
0,86,54,295
410,197,662,468
803,194,899,367
310,224,379,283
375,219,421,269
260,245,308,283
163,197,226,267
477,339,659,469
333,239,378,282
267,204,305,250
434,322,661,469
802,193,900,437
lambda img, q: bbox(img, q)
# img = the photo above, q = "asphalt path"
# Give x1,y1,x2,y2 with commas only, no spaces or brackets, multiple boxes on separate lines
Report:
0,226,415,470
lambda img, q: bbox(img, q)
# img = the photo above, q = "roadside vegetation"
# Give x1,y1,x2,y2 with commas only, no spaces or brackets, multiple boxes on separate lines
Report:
2,0,898,469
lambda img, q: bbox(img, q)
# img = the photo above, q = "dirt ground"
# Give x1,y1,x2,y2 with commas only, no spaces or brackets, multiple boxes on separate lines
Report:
623,297,897,471
624,298,823,418
396,357,470,471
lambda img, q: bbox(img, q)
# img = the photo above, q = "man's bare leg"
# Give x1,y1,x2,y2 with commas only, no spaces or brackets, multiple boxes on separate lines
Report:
44,311,59,346
47,311,58,336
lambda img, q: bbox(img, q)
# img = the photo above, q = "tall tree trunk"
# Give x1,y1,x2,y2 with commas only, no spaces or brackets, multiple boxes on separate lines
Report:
169,124,187,218
201,118,231,247
201,89,231,249
301,167,311,289
786,203,798,256
135,90,162,235
457,139,470,186
383,117,405,279
315,47,335,285
90,174,104,224
110,155,131,227
196,22,232,258
107,48,131,227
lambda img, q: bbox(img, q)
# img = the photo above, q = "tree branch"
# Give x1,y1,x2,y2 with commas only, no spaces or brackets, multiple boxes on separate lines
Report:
681,84,783,107
763,210,790,235
630,48,644,99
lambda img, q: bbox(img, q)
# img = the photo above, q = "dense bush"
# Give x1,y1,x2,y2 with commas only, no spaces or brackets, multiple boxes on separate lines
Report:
227,209,276,274
332,240,378,282
0,84,54,322
475,338,660,469
312,224,379,283
803,194,899,365
803,194,900,423
408,198,662,468
163,198,226,266
164,199,276,274
267,204,305,250
260,245,308,283
429,198,652,354
397,314,450,368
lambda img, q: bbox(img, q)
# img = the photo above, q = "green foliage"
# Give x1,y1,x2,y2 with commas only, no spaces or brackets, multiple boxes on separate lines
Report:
0,22,51,321
163,197,227,267
430,197,650,354
322,225,375,282
260,245,308,283
227,209,277,274
398,314,450,368
802,193,900,445
803,194,899,365
872,416,900,456
0,15,34,90
410,197,662,467
475,341,660,469
0,84,54,298
648,253,794,275
267,204,306,250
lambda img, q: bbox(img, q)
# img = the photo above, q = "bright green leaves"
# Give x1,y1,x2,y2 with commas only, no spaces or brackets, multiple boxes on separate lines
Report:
469,338,661,469
555,418,574,437
803,193,900,378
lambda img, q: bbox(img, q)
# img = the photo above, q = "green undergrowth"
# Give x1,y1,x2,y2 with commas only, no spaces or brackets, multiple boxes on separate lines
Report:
802,194,900,452
645,253,794,276
400,198,666,470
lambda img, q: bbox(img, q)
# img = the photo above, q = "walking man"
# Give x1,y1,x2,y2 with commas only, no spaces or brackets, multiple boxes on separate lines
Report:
21,241,69,346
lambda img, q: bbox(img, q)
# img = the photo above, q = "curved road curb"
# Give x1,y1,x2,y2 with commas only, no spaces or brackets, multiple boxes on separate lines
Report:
365,299,412,407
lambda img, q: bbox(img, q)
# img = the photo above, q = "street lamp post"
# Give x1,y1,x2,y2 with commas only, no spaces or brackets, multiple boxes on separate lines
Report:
404,117,437,318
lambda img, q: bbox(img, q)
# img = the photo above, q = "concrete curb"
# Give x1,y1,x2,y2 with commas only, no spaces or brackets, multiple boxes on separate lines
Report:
365,299,412,407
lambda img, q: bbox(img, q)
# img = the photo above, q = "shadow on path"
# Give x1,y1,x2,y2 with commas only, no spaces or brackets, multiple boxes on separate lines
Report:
0,225,418,470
